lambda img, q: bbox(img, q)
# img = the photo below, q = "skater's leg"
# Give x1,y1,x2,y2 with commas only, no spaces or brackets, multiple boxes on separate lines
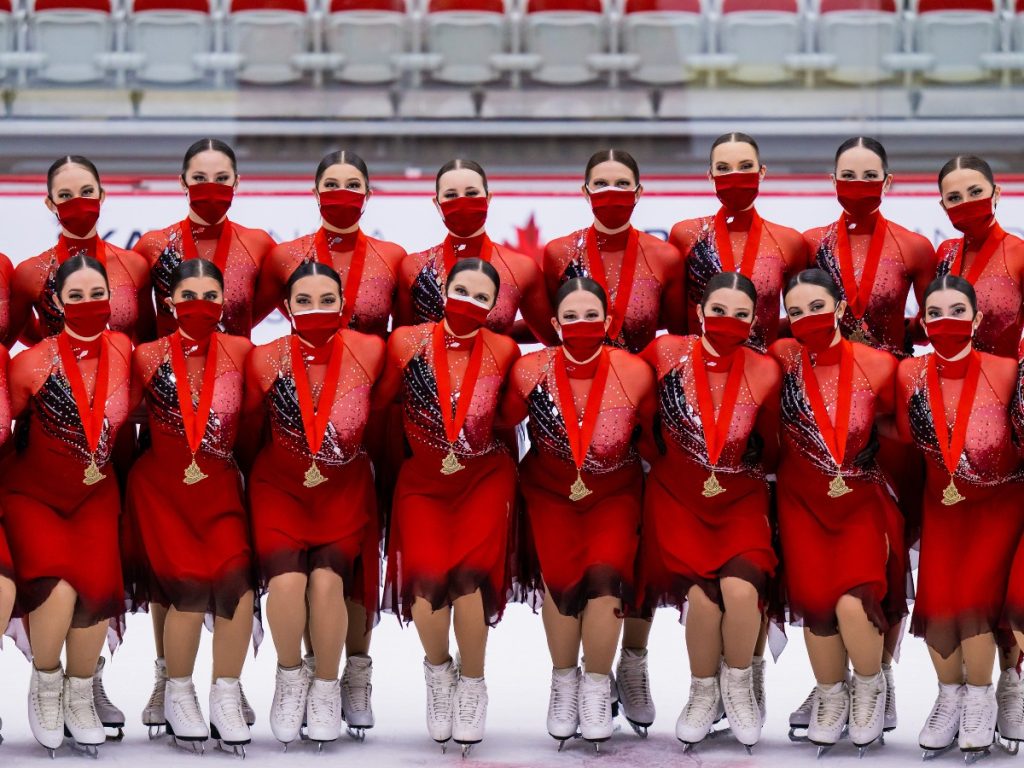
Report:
412,598,452,666
686,585,723,678
621,618,651,652
929,645,965,684
999,642,1020,672
307,569,346,681
345,601,371,656
580,596,622,675
267,572,308,669
28,580,76,671
163,607,204,678
754,615,769,656
883,619,902,665
151,603,168,659
542,588,581,669
721,577,761,670
212,591,254,680
0,574,14,634
452,590,488,679
962,634,996,687
66,622,108,678
836,595,883,676
804,628,848,685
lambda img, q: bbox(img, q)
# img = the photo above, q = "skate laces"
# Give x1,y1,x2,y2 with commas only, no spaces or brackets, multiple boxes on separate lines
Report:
145,665,167,714
794,688,816,717
618,655,652,708
926,689,961,730
850,676,882,727
426,666,456,718
961,690,994,734
34,673,63,727
999,675,1024,723
67,678,101,726
212,684,246,730
456,680,487,727
342,660,372,712
275,670,308,724
93,671,117,713
169,683,205,728
722,669,759,727
308,682,340,724
579,676,610,723
549,672,578,722
683,678,719,723
816,686,848,728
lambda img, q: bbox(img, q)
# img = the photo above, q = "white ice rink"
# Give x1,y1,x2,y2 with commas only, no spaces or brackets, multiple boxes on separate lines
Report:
0,603,1016,767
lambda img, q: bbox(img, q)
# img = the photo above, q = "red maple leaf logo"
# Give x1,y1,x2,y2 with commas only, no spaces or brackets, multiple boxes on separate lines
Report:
501,213,543,266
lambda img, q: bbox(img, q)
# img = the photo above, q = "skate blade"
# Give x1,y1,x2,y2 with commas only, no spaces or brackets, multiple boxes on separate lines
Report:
68,741,101,759
790,726,811,743
552,731,582,751
961,747,992,765
921,741,958,760
103,726,125,742
996,731,1021,755
146,723,167,740
346,726,369,742
625,719,650,738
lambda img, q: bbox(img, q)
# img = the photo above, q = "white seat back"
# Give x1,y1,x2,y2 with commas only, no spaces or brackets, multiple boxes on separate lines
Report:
818,10,899,84
131,11,212,82
228,9,308,83
915,9,997,82
31,10,112,82
525,11,605,84
622,11,703,84
426,11,505,84
326,10,406,82
719,10,801,83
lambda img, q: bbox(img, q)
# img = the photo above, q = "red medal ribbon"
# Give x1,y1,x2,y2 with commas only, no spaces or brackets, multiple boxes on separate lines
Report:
289,333,345,458
949,223,1008,284
56,332,110,458
835,213,888,320
55,235,108,266
179,218,234,272
713,208,762,277
431,322,486,447
553,347,611,472
799,340,854,469
168,332,220,456
584,226,638,343
313,228,368,329
691,339,746,468
441,234,494,274
925,351,981,478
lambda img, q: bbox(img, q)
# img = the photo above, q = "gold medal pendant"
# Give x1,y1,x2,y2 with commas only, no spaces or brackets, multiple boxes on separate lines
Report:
183,456,208,486
440,448,465,476
569,470,592,502
827,473,853,498
702,470,727,498
303,461,328,489
941,477,965,506
83,457,106,486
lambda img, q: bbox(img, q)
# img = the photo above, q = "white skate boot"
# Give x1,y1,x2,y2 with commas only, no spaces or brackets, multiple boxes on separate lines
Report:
960,684,997,761
423,658,457,750
997,668,1024,753
142,658,167,738
752,655,767,725
29,666,65,756
64,675,106,756
209,678,251,757
675,675,723,750
92,657,125,741
547,666,580,748
341,654,374,740
270,664,309,746
616,648,655,737
807,681,850,756
452,675,488,756
720,663,762,751
306,678,343,748
239,682,256,727
163,677,208,750
919,683,963,759
578,671,614,748
789,685,816,741
882,662,897,732
848,671,887,753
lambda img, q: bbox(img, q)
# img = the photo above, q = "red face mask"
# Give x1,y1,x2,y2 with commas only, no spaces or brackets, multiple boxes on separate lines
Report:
589,187,637,229
319,189,366,230
559,320,606,360
444,294,490,336
174,299,222,341
926,317,974,359
63,298,110,337
291,309,341,347
55,197,101,238
836,179,885,221
702,315,752,357
714,172,760,213
790,311,839,354
946,197,995,240
187,182,234,225
439,196,488,238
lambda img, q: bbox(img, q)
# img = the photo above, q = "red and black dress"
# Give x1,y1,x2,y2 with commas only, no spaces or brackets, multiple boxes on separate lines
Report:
934,223,1024,359
243,329,385,627
543,227,684,353
381,323,520,625
8,236,154,346
126,332,254,616
638,335,780,615
0,330,132,625
0,346,12,583
0,252,13,346
503,346,655,616
670,209,807,351
135,218,275,339
768,338,905,635
897,351,1024,657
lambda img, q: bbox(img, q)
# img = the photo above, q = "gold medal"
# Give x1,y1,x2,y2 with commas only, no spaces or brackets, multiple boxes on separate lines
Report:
440,448,465,476
303,461,328,489
702,470,727,498
827,473,853,498
941,477,965,506
183,455,208,486
569,470,592,502
83,457,106,486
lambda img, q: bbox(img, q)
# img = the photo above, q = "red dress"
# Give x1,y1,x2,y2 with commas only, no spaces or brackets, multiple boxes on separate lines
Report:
670,210,807,351
769,338,904,636
503,346,655,616
638,336,780,614
397,234,558,344
125,332,254,617
381,324,520,625
896,352,1024,656
255,228,406,337
7,237,154,346
0,331,132,625
0,347,12,581
543,228,684,353
134,219,275,339
934,223,1024,359
243,330,385,627
0,252,13,346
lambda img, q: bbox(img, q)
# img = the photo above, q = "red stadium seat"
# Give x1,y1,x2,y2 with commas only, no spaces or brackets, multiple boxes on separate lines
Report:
133,0,208,10
625,0,699,11
622,0,704,84
231,0,305,11
721,0,796,12
34,0,110,10
429,0,502,11
330,0,404,10
527,0,600,12
523,0,606,84
917,0,993,11
819,0,896,11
